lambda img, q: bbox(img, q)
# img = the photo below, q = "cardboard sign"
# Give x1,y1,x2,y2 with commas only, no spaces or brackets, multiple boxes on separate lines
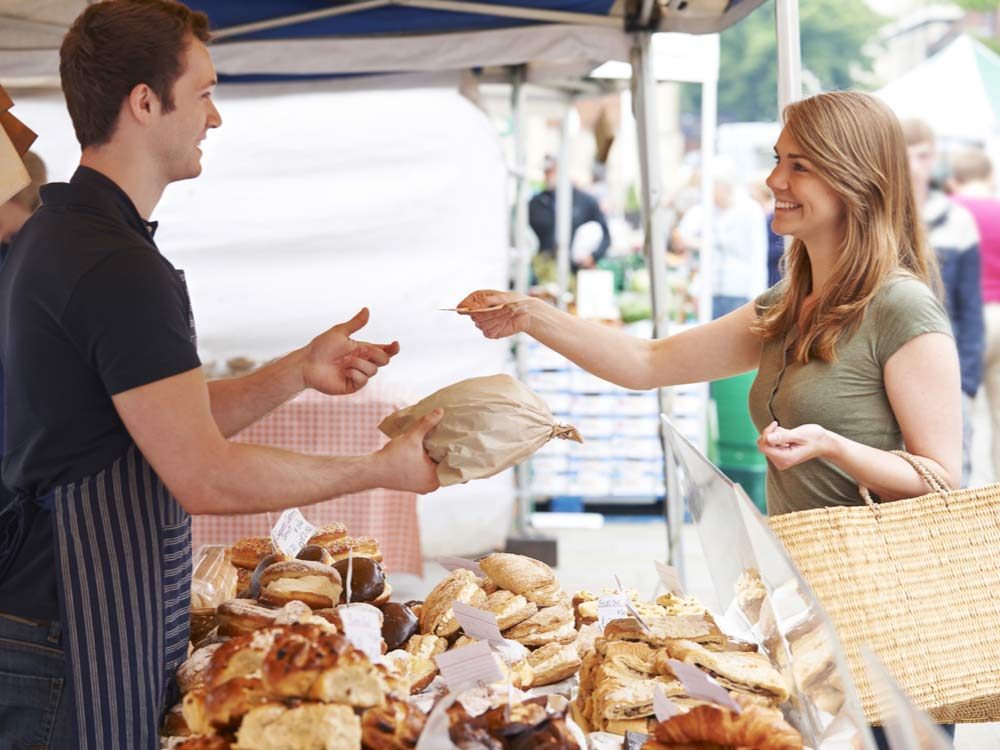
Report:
339,603,383,662
653,684,681,722
614,575,651,633
597,594,630,632
438,556,484,576
452,601,504,645
270,508,317,558
666,659,742,713
435,640,504,691
655,561,685,596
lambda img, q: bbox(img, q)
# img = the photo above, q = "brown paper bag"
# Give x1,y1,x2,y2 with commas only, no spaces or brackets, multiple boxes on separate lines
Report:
378,374,582,486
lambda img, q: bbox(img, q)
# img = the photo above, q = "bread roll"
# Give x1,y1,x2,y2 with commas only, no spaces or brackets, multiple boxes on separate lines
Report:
259,560,343,609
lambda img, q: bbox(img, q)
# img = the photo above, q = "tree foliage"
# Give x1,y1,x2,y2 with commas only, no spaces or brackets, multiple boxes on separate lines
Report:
682,0,884,123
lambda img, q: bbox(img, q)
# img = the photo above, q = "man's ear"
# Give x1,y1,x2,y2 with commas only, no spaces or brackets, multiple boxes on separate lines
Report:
126,83,160,126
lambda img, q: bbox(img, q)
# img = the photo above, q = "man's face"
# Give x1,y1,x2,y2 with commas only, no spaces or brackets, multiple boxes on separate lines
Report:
907,141,936,194
152,38,222,184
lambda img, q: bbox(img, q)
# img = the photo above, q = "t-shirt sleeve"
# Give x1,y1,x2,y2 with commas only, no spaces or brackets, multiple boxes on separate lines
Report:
62,248,201,395
754,281,786,315
873,276,953,367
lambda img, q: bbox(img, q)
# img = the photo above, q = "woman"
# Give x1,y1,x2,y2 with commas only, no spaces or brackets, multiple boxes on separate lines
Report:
461,91,961,513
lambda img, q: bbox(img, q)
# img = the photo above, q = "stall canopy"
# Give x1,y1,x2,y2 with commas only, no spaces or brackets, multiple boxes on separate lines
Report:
2,0,765,85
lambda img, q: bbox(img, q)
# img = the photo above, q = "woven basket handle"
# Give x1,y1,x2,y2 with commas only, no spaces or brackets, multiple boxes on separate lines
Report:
858,450,951,510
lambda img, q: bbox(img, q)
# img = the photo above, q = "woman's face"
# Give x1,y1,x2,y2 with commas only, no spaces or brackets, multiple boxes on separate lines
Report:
766,128,846,246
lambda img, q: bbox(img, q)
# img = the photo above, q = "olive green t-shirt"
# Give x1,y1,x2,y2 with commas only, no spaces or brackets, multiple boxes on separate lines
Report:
747,274,953,516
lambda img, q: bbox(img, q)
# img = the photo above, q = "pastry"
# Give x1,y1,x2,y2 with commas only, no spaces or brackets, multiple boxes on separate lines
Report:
479,553,564,607
181,689,212,736
234,702,362,750
205,626,286,688
527,642,582,687
603,615,725,650
177,643,223,694
216,599,280,638
162,702,191,737
653,592,709,618
333,556,386,604
239,553,282,600
656,639,789,704
230,537,282,570
484,590,538,631
235,567,253,594
174,736,232,750
503,604,576,648
296,544,335,565
419,569,487,638
307,521,348,546
203,674,270,727
404,633,448,659
318,535,383,563
259,559,343,609
361,696,426,750
646,701,803,750
380,602,419,652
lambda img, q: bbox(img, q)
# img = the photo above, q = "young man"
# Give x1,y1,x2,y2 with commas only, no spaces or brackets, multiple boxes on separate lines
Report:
0,2,442,747
949,148,1000,481
903,118,984,485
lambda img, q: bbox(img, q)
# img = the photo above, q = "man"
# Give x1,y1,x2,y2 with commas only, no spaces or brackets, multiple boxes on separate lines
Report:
949,148,1000,481
0,2,442,747
528,155,611,279
903,119,984,485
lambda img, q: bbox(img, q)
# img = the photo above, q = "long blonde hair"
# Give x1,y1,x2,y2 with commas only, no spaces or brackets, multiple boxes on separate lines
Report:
753,91,939,363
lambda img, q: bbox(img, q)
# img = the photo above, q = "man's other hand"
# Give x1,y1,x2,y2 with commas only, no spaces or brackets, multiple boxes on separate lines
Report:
302,308,400,395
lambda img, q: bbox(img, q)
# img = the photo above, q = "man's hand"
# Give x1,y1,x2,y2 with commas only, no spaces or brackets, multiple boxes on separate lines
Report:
757,421,834,471
373,408,444,494
302,308,400,396
457,290,535,340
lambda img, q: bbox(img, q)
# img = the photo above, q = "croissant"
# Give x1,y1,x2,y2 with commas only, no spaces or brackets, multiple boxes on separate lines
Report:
361,696,426,750
648,703,803,750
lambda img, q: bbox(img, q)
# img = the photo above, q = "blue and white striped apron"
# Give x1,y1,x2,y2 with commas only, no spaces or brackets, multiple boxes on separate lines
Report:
0,267,196,748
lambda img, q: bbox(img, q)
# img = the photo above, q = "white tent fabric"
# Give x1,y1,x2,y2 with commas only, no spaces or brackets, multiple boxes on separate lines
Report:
11,83,517,557
875,34,1000,144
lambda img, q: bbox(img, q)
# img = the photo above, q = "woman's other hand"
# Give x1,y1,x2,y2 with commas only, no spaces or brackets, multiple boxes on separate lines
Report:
757,421,835,470
456,290,535,339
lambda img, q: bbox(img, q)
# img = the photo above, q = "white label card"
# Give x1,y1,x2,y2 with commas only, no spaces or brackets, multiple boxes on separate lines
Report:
653,685,681,722
666,659,742,713
597,594,630,632
452,601,504,645
438,556,484,576
614,575,651,633
270,508,317,558
435,640,504,692
339,604,383,662
655,561,685,596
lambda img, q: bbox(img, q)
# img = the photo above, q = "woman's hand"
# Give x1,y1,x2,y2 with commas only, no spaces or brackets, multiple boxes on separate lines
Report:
456,290,536,339
757,421,836,470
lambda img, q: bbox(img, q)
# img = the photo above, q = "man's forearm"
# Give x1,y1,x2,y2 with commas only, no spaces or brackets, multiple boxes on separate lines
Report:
191,441,382,515
207,349,307,437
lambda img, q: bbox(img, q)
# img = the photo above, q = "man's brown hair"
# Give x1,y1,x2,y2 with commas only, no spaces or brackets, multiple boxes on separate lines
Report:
59,0,211,149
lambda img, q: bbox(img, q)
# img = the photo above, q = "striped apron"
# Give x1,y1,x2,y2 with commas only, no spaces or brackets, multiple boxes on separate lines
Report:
0,267,196,748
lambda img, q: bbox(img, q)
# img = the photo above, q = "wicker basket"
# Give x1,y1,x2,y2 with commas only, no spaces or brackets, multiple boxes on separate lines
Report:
769,452,1000,723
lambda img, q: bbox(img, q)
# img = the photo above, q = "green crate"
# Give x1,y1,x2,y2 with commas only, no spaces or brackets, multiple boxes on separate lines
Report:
710,371,760,446
717,442,766,469
719,463,768,515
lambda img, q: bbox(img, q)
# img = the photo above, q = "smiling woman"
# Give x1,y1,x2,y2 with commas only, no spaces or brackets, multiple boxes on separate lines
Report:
457,90,961,515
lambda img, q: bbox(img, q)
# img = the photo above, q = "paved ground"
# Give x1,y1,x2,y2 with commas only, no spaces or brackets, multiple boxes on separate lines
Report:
393,395,1000,748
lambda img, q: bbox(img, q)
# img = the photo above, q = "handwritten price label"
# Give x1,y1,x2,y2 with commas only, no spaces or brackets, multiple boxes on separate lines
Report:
270,508,317,558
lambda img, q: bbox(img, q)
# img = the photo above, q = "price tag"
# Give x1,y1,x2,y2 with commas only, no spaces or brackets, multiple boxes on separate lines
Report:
435,640,504,692
614,575,651,633
339,603,383,662
653,684,681,722
270,508,317,558
666,659,742,713
452,601,505,645
438,556,484,576
597,594,630,632
655,561,685,596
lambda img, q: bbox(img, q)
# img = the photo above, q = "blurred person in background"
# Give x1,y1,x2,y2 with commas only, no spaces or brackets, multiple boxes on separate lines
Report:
674,167,767,319
903,119,983,486
529,155,611,282
750,177,786,287
0,151,45,258
948,148,1000,480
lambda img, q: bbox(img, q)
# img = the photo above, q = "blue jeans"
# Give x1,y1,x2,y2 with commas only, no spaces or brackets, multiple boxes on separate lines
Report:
871,723,955,749
712,294,749,320
0,613,74,748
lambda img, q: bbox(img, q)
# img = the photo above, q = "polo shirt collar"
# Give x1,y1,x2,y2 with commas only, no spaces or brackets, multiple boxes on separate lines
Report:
40,166,159,242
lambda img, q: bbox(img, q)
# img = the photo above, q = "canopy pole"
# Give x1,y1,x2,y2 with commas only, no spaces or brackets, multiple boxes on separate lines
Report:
631,33,683,577
511,65,533,537
555,98,574,311
775,0,802,115
699,56,718,326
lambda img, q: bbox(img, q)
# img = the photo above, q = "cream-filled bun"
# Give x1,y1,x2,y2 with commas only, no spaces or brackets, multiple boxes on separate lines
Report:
258,560,343,610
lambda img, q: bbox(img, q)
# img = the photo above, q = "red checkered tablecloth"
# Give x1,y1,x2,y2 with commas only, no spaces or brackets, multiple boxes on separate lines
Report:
191,382,422,575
